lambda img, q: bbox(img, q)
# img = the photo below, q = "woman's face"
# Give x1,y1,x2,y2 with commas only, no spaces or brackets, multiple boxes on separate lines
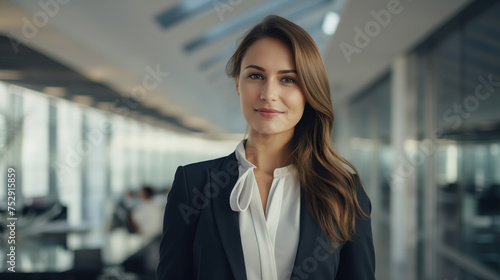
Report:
236,37,306,138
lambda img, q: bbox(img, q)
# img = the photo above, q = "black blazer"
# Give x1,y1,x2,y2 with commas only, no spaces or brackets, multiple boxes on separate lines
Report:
157,152,375,280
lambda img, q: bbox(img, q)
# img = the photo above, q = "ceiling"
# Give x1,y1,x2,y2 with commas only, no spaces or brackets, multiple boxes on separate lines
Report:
0,0,472,138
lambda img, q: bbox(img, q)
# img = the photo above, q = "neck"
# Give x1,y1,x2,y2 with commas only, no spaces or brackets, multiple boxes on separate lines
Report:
244,130,293,175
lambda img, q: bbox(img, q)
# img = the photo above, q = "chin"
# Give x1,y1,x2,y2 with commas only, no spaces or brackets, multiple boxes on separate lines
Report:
250,126,277,135
252,125,292,136
254,128,277,135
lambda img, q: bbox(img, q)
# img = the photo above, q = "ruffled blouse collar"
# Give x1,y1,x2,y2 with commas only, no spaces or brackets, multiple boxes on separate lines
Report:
229,139,295,212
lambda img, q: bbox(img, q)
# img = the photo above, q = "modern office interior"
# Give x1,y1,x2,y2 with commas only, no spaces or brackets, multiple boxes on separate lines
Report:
0,0,499,279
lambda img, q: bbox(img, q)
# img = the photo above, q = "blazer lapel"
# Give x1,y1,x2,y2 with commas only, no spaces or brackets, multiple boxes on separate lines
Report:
210,152,321,279
292,189,321,269
210,152,247,280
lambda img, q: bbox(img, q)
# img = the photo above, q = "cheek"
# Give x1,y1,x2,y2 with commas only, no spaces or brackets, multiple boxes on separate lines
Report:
239,83,259,107
286,91,306,112
240,81,260,94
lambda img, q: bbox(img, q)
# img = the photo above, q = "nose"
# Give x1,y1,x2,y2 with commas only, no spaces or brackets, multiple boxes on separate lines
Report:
260,80,278,101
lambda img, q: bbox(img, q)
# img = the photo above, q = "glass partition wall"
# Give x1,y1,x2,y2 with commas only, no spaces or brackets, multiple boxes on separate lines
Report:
0,81,238,273
343,1,500,279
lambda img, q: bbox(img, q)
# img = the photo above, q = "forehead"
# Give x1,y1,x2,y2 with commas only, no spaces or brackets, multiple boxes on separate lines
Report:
241,37,295,70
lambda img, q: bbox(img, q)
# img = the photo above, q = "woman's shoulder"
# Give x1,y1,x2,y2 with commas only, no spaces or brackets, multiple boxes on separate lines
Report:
179,151,237,175
349,173,372,216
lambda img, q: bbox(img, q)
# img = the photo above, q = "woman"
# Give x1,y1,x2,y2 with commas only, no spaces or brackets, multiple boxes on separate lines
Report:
157,15,375,280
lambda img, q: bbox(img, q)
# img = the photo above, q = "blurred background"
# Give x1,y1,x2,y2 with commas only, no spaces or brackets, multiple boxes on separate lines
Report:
0,0,499,279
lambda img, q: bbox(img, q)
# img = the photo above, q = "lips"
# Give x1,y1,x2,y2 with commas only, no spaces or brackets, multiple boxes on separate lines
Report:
256,108,282,113
255,108,283,118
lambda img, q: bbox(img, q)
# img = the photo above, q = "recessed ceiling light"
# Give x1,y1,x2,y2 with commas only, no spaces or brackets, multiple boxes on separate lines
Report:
96,102,113,111
72,95,93,106
0,70,22,80
322,12,340,35
43,87,66,97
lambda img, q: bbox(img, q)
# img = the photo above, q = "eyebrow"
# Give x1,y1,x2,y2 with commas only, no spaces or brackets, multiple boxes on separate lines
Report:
244,64,297,74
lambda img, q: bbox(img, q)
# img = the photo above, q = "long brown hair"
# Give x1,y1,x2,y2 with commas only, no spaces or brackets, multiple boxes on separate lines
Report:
226,15,369,247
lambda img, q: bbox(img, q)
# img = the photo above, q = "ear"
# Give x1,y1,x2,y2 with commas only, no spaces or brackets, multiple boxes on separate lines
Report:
235,76,240,96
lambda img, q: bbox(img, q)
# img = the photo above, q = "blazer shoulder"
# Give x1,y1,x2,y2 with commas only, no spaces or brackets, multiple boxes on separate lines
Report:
351,173,372,216
181,152,236,175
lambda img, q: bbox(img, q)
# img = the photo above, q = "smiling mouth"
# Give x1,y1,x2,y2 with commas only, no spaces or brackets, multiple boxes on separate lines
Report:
255,108,283,118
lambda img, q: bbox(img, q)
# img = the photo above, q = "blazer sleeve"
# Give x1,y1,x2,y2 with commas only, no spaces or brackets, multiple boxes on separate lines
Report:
157,166,196,280
335,174,376,280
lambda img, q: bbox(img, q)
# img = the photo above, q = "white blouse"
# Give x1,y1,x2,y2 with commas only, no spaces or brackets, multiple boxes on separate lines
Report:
229,139,301,280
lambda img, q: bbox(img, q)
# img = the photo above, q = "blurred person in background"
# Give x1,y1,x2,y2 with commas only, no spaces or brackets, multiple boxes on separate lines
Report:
111,190,139,233
131,185,164,238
